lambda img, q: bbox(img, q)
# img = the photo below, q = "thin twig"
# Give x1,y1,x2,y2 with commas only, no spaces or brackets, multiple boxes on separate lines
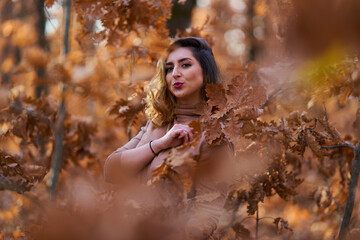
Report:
259,216,276,221
260,86,289,110
321,144,356,151
238,216,256,224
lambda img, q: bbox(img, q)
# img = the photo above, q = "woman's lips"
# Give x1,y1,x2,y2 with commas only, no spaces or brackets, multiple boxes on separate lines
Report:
173,82,184,88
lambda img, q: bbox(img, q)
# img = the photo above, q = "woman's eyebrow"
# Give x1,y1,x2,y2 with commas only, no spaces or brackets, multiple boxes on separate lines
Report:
165,57,193,65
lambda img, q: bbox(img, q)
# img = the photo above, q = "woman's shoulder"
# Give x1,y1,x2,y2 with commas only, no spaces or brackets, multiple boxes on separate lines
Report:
136,120,169,144
143,120,171,132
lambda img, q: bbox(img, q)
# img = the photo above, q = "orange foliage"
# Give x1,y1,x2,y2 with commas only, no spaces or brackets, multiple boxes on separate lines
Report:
1,0,360,240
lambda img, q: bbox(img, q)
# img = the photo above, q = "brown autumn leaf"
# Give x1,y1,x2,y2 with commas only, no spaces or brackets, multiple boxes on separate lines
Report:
318,116,343,143
288,111,301,126
177,119,203,150
21,164,47,177
24,47,49,68
12,23,37,47
204,118,223,145
273,217,292,233
232,222,251,238
352,69,360,97
189,119,202,138
106,99,128,117
238,123,254,140
11,115,28,140
338,85,352,108
226,75,267,108
47,64,71,84
151,161,170,183
106,97,145,131
305,132,326,158
1,57,14,74
169,152,195,170
234,106,264,120
45,0,57,8
151,151,194,195
300,111,312,123
205,83,227,119
63,118,97,166
195,192,221,203
73,0,172,46
223,111,243,144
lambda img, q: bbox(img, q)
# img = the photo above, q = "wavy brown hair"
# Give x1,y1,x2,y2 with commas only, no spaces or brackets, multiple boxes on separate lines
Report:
145,37,221,127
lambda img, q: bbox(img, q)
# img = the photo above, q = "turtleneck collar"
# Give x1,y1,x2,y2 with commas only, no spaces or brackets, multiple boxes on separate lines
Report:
173,103,203,124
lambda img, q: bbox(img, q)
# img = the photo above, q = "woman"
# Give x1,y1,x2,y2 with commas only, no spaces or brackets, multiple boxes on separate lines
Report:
104,37,233,238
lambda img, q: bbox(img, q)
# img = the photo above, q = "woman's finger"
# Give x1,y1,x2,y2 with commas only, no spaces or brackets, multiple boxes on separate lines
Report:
177,130,185,139
183,131,189,143
188,130,193,142
182,127,193,142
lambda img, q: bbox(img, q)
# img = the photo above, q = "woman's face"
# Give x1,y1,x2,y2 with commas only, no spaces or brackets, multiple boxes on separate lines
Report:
165,47,204,105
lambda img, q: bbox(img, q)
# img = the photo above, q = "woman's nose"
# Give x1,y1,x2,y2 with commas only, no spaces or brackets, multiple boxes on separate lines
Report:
172,66,181,78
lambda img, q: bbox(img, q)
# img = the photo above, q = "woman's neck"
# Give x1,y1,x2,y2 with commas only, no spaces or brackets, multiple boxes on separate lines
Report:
176,96,202,105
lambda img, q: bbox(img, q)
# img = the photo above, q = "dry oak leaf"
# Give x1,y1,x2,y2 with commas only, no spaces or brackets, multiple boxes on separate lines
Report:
300,111,312,123
338,85,352,108
45,0,57,8
226,76,267,108
273,217,292,233
234,106,264,120
232,223,251,238
205,84,227,119
11,116,28,140
21,164,47,177
305,132,325,158
205,118,223,145
288,111,301,126
178,119,203,149
24,47,49,68
151,151,194,194
195,192,221,203
318,117,342,143
167,150,196,170
223,111,243,143
106,99,129,118
47,64,71,84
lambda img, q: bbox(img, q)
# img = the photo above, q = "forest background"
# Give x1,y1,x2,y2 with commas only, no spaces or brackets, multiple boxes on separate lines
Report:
0,0,360,239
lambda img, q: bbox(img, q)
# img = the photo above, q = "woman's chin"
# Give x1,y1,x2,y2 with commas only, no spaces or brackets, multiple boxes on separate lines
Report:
171,91,186,100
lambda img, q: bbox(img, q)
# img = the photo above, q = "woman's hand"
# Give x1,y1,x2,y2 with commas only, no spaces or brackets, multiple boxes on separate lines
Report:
153,124,194,152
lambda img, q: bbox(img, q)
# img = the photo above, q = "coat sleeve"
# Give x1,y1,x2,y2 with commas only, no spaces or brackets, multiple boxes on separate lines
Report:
185,137,235,238
104,121,150,183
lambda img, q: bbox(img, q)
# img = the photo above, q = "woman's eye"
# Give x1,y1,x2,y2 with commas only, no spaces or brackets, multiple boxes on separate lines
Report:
182,63,191,68
165,67,173,73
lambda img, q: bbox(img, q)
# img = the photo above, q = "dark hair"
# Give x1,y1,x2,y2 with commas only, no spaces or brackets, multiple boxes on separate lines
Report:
166,37,222,99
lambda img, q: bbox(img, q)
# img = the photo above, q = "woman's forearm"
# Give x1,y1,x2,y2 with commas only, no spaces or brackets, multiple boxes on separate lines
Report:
104,139,163,182
104,123,193,183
